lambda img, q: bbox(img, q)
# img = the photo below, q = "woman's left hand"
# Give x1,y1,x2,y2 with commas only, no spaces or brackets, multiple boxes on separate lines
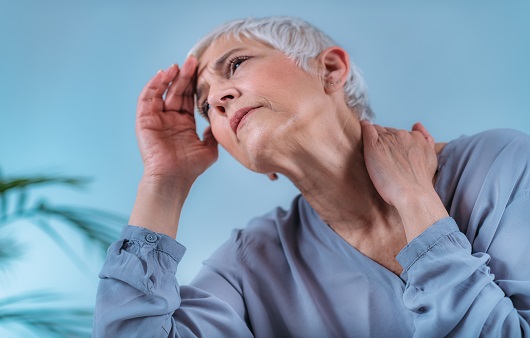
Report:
361,121,448,241
361,121,437,205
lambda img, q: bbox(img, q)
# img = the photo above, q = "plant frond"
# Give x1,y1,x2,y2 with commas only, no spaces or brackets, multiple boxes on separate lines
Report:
0,290,58,307
0,291,92,337
35,219,94,278
0,191,7,221
0,176,89,194
15,188,27,214
0,309,93,337
0,236,22,273
36,202,123,255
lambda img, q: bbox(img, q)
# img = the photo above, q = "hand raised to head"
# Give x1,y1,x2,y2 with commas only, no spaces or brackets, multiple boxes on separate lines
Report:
136,57,218,187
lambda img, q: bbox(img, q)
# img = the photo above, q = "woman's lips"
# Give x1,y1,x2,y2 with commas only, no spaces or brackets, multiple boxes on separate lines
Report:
230,106,259,135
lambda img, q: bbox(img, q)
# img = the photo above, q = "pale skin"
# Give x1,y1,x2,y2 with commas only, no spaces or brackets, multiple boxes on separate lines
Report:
130,36,449,275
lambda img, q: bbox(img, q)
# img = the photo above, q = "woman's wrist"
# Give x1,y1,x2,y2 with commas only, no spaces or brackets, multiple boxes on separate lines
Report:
138,174,194,199
128,175,193,238
394,188,449,242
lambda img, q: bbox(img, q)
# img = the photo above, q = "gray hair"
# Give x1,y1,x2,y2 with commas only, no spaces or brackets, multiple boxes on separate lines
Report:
189,16,374,121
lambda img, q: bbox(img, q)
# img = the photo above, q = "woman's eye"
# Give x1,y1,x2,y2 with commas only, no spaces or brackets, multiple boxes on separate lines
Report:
228,56,249,77
199,101,211,117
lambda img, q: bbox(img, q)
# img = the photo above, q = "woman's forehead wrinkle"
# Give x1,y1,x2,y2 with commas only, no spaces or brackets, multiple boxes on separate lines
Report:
198,47,246,75
195,47,245,99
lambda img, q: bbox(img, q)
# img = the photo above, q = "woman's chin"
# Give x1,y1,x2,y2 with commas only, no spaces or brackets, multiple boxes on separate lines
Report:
226,118,294,173
241,149,279,174
239,137,283,174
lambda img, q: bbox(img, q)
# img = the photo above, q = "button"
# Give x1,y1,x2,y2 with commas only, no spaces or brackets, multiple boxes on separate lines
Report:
145,233,158,243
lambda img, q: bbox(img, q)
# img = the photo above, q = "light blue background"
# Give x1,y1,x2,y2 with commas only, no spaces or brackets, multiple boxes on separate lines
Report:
0,1,529,335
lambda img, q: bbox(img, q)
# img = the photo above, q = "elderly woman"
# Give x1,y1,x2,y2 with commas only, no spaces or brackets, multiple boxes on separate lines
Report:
94,16,530,337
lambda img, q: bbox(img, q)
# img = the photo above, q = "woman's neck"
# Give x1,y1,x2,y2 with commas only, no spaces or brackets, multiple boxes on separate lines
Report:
276,109,404,247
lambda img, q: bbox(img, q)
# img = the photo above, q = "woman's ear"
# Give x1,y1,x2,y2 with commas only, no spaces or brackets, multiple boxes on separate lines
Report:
319,47,350,93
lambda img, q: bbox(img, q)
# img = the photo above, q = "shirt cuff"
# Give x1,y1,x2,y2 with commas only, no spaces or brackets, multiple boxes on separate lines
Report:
121,225,187,263
396,217,460,274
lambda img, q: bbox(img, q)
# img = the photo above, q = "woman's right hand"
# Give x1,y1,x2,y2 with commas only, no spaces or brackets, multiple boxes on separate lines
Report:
136,57,218,187
129,57,217,237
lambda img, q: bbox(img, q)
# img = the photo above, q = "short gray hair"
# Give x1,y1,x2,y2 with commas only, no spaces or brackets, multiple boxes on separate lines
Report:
189,16,374,121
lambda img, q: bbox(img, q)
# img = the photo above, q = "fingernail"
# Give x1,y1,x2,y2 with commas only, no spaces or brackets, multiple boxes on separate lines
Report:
183,59,191,70
184,58,196,71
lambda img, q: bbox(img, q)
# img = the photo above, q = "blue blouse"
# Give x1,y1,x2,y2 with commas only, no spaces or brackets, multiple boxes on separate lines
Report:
94,129,530,337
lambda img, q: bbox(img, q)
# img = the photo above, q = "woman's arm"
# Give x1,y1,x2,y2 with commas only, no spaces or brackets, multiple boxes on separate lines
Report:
94,225,252,337
360,120,448,242
128,57,217,238
93,59,252,337
361,123,530,337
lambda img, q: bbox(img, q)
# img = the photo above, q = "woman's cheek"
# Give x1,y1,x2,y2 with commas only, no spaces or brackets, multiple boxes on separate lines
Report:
211,119,232,148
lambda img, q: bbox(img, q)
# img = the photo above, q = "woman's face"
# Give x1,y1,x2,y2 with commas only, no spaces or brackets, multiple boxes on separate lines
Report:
196,36,330,173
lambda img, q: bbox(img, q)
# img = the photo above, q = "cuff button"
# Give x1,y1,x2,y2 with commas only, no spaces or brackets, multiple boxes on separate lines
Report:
145,233,158,243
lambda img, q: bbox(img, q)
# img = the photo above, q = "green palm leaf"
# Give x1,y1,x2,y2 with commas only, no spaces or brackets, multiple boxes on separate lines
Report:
0,176,88,193
0,174,88,221
0,236,22,272
36,202,123,253
0,170,125,335
0,291,93,338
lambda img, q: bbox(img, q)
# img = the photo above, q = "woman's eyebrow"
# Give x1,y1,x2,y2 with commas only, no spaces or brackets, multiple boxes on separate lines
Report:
213,47,245,72
197,47,247,77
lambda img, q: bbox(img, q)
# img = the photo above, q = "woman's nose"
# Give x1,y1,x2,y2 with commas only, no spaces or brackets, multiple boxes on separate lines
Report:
208,86,239,115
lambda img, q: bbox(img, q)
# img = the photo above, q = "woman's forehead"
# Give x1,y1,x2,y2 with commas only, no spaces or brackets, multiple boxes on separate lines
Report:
195,37,275,87
198,36,270,66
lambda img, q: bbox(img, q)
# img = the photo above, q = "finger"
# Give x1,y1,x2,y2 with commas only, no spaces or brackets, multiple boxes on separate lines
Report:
372,123,389,135
384,127,400,134
360,119,379,146
165,57,198,113
139,65,178,101
138,65,179,116
412,122,435,148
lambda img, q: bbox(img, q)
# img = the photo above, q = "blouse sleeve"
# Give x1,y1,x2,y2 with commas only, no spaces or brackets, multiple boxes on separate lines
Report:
397,215,530,337
93,225,253,338
397,129,530,337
